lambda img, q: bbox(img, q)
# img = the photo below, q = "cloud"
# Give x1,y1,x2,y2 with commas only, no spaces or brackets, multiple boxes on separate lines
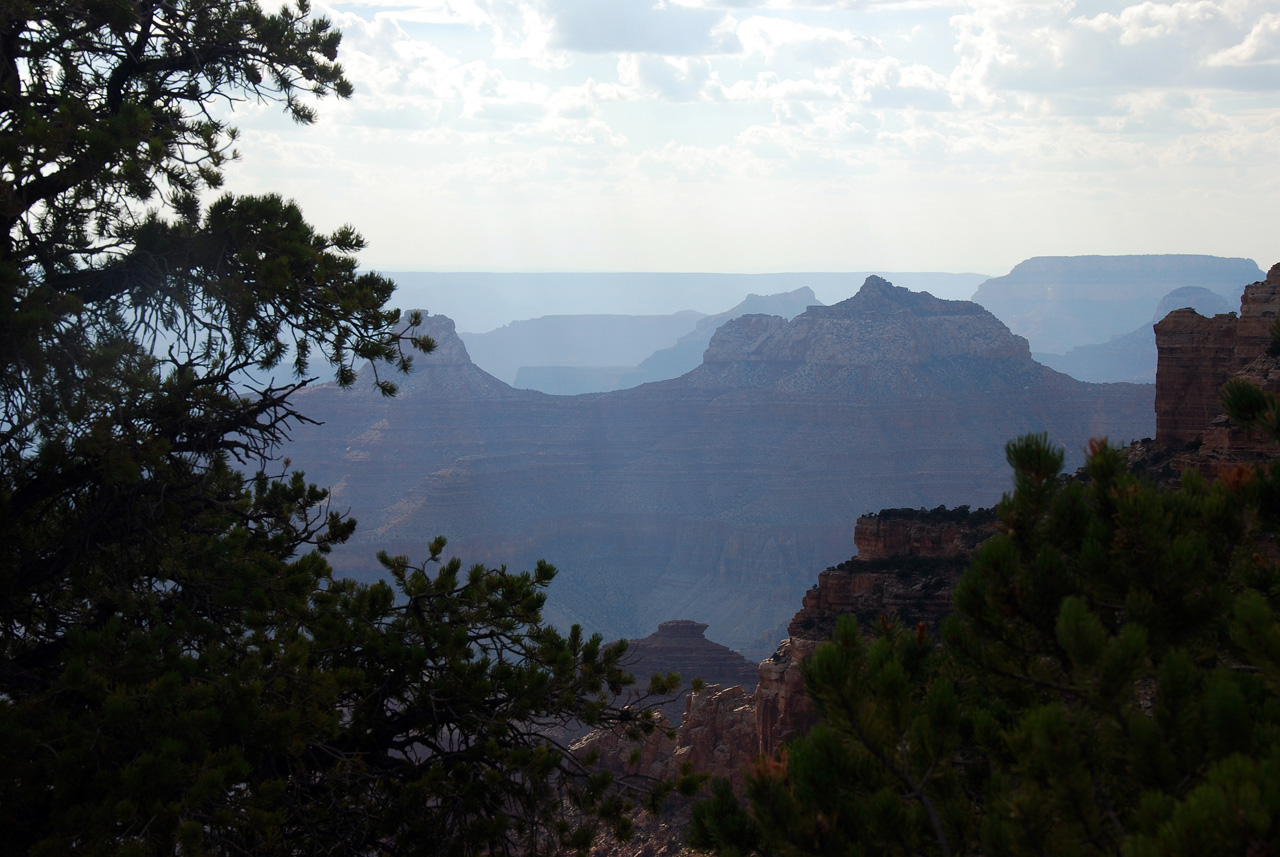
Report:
1206,12,1280,65
226,0,1280,275
1072,1,1224,45
620,55,718,99
735,16,879,64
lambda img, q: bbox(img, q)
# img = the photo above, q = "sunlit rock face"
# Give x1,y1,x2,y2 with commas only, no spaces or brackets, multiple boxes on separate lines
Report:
286,276,1153,659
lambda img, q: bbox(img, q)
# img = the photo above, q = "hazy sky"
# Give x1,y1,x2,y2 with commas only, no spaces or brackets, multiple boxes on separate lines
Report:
223,0,1280,276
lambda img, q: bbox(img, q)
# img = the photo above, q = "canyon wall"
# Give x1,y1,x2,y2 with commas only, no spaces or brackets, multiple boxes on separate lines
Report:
1154,263,1280,448
286,276,1152,658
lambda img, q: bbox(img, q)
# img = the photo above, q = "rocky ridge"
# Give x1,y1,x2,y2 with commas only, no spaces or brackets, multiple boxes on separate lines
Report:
287,275,1153,658
636,262,1280,803
584,263,1280,855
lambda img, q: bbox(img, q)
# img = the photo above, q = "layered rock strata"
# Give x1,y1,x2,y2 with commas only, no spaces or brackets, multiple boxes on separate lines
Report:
1153,264,1280,448
287,276,1152,658
595,262,1280,854
622,620,760,723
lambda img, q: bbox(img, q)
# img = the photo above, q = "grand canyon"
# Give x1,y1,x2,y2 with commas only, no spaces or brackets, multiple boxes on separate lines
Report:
287,272,1156,658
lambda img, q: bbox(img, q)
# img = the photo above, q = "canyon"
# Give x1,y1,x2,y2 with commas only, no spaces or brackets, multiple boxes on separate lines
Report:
286,275,1154,659
289,278,1151,659
592,263,1280,857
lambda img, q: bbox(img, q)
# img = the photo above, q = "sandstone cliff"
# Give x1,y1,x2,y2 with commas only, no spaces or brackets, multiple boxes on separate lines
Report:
286,276,1152,659
1153,264,1280,447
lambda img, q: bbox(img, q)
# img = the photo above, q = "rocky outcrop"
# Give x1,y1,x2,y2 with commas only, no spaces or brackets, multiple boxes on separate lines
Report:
622,620,760,722
787,507,996,642
1154,264,1280,447
751,507,996,755
753,637,819,758
852,506,997,560
287,276,1153,659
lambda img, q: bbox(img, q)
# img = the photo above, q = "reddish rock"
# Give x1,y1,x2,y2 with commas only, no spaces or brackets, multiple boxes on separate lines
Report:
786,508,996,645
1154,273,1280,446
754,637,819,759
853,508,996,560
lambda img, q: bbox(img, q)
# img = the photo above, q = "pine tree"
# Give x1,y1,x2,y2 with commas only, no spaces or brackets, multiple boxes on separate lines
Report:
1,3,678,854
691,433,1280,857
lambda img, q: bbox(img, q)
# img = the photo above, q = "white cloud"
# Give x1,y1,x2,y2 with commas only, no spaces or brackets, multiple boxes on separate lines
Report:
221,0,1280,275
1206,12,1280,65
1072,1,1225,45
735,16,879,63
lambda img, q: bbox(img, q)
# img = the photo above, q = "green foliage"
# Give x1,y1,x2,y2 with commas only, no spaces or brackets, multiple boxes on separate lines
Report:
693,433,1280,857
1,3,668,854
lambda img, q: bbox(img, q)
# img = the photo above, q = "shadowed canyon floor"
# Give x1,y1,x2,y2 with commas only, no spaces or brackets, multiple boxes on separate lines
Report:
286,276,1153,659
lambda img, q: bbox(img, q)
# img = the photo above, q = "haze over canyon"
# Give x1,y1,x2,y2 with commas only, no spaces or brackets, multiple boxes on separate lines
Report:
280,256,1218,659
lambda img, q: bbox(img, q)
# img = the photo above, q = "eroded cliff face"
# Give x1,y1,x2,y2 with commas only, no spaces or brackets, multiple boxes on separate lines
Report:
852,507,997,560
584,507,998,799
1153,264,1280,452
753,507,996,757
598,264,1280,854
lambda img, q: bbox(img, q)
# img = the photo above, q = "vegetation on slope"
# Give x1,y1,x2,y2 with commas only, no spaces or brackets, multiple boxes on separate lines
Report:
692,429,1280,857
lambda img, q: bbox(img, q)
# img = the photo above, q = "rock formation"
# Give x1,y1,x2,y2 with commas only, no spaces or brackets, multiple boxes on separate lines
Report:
753,506,997,757
972,255,1262,354
621,620,760,723
1153,264,1280,447
515,288,822,394
286,276,1153,659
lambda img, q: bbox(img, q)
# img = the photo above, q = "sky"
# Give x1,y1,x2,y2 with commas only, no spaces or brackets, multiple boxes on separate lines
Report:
222,0,1280,278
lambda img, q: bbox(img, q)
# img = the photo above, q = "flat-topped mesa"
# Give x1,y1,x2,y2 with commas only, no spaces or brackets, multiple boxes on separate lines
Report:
1154,264,1280,446
406,312,473,365
853,505,998,561
623,620,759,705
756,505,996,758
787,506,997,645
701,275,1031,369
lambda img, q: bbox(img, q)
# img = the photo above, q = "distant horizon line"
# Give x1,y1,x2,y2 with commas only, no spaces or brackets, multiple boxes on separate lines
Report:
371,268,998,277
